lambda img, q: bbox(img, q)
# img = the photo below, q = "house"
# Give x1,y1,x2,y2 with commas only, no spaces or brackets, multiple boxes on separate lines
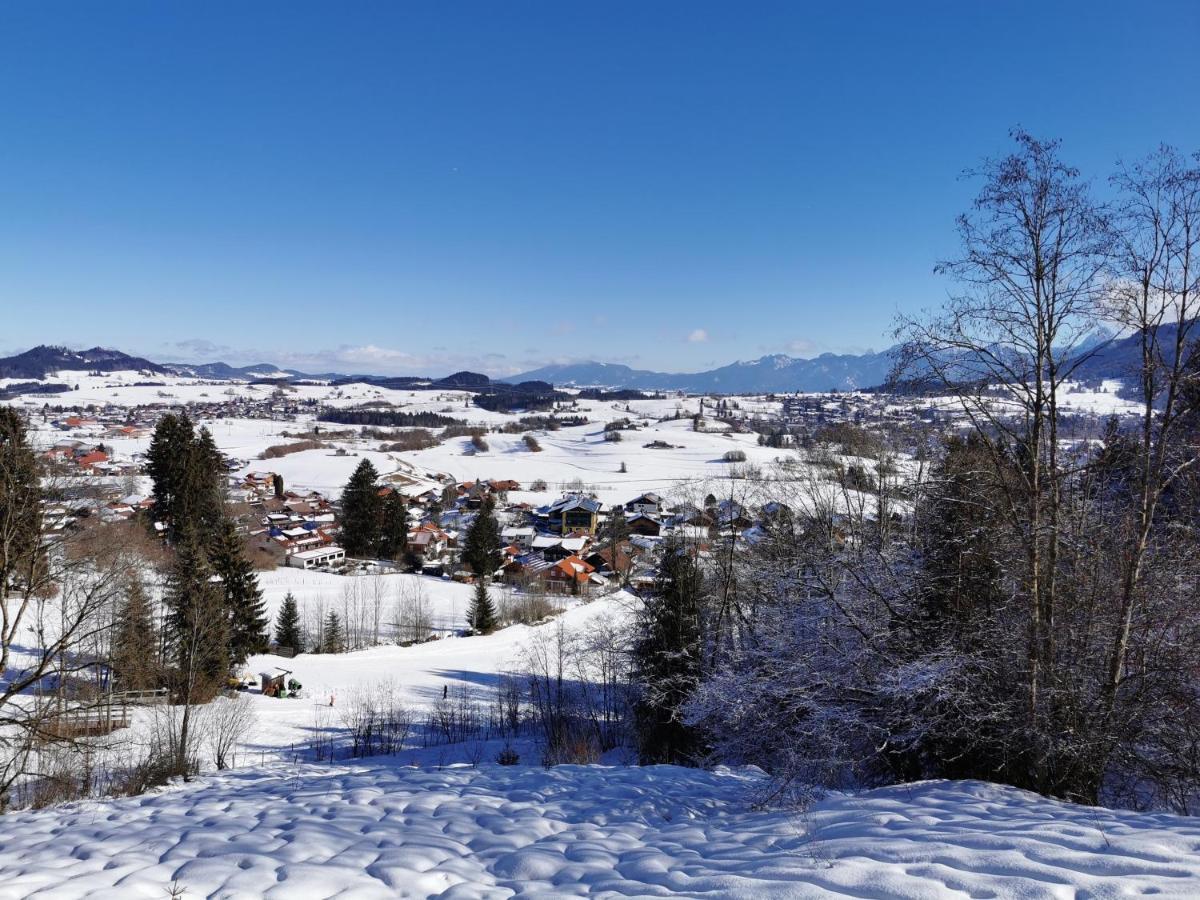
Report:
585,540,637,581
543,554,600,594
626,513,662,537
288,546,346,570
545,494,602,536
501,526,536,551
75,450,109,472
624,492,665,517
503,550,553,585
406,522,450,560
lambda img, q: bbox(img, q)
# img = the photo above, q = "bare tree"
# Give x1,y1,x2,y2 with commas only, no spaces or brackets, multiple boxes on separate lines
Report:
896,131,1111,729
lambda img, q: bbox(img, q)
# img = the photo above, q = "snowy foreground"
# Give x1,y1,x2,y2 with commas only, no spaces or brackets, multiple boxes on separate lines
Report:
1,763,1198,899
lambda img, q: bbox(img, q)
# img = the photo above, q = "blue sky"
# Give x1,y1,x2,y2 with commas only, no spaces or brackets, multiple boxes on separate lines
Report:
2,2,1198,376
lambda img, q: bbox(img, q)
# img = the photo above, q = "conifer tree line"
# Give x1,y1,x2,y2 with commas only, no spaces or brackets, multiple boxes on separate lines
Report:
632,135,1200,811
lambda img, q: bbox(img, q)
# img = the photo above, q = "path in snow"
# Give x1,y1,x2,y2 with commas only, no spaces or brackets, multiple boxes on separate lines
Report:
0,763,1198,899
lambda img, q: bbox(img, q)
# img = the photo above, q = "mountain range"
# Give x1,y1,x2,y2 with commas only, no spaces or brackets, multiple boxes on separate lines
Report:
0,328,1168,395
0,346,170,380
504,349,900,393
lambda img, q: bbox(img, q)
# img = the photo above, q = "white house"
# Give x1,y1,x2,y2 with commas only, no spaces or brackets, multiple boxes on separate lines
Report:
288,546,346,570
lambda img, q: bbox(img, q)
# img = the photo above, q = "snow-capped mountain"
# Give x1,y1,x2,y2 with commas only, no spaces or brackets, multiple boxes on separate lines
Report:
506,348,899,393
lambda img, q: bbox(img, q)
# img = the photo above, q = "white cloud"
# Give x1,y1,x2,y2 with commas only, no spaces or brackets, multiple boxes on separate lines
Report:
687,328,709,343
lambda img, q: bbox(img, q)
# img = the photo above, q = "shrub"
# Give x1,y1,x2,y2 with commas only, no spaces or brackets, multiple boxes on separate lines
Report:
261,439,325,459
523,434,542,452
378,428,438,452
722,449,747,462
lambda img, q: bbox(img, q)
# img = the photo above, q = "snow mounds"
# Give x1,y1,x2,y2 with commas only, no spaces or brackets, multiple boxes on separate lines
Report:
1,764,1198,898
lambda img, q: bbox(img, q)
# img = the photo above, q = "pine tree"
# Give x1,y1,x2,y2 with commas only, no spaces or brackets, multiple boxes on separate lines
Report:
322,610,344,654
378,491,409,560
633,539,704,764
272,473,284,498
462,497,501,578
274,592,305,655
111,579,160,691
340,459,382,557
210,518,268,664
467,579,498,634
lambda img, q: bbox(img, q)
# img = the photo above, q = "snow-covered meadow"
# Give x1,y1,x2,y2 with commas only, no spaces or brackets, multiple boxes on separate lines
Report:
1,763,1198,898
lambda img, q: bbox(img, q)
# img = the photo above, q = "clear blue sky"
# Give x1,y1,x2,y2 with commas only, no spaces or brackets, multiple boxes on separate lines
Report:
2,2,1198,376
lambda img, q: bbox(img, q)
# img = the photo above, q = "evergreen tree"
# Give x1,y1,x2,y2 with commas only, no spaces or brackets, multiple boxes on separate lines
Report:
210,518,268,664
462,497,501,578
633,539,704,764
146,415,225,545
378,491,409,560
146,413,192,539
183,427,226,545
339,459,382,557
467,579,498,634
111,579,160,691
0,407,43,618
274,592,305,655
272,473,285,498
164,529,229,703
322,610,344,654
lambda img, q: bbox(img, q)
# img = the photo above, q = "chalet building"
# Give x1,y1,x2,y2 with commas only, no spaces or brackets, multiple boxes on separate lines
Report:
545,494,602,536
543,554,602,594
501,526,536,551
584,540,637,581
624,492,665,517
626,513,663,537
406,522,450,560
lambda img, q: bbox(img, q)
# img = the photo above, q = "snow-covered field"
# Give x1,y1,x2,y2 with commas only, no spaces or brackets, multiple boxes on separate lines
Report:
1,763,1198,899
9,369,1199,897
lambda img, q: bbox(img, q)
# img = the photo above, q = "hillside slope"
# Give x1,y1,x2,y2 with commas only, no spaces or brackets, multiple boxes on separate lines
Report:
0,763,1196,898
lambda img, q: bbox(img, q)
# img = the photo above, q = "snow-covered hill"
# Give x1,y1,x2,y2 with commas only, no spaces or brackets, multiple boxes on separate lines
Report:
1,763,1196,898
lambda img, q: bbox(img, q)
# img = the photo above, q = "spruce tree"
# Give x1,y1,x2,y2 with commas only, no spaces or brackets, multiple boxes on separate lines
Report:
378,491,409,560
0,407,43,613
633,539,704,764
112,579,160,691
462,497,501,578
274,592,305,655
210,518,268,664
165,529,230,703
467,579,498,634
322,610,344,654
189,427,227,539
147,415,225,545
146,413,192,539
339,459,382,557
